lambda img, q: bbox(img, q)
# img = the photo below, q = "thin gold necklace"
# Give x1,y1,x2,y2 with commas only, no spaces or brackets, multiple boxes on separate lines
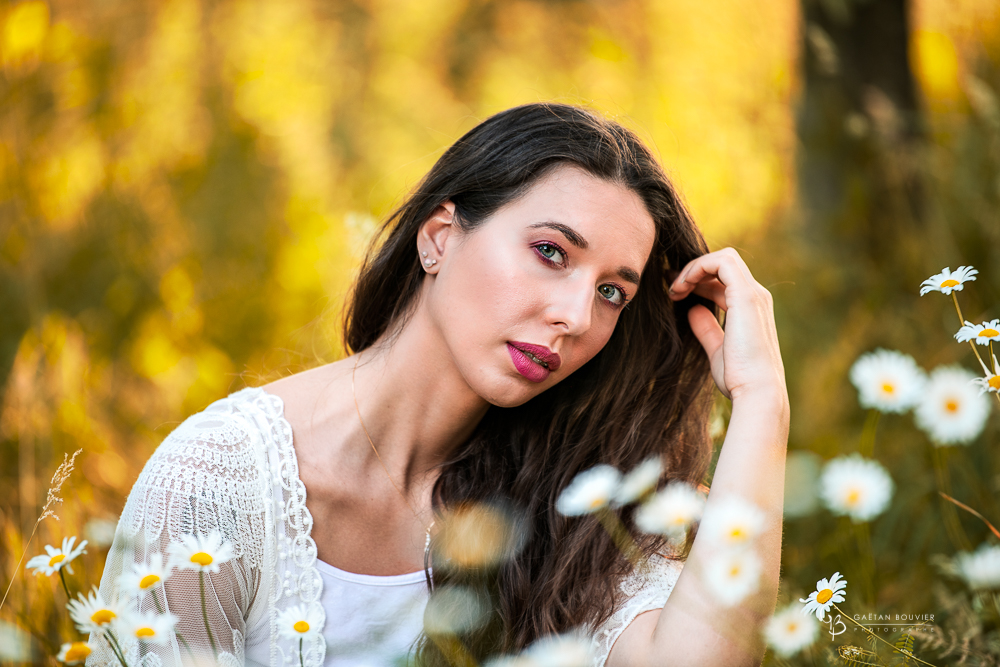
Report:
351,353,435,591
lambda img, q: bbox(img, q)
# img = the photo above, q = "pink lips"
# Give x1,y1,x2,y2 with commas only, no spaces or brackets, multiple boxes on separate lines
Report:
507,341,562,383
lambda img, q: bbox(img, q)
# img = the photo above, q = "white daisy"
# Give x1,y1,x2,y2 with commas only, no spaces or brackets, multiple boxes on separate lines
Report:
521,631,597,667
972,355,1000,395
67,588,123,635
763,602,820,658
914,365,991,445
955,319,1000,346
819,455,894,522
613,457,664,505
424,586,490,635
56,641,93,665
703,549,763,607
118,553,172,599
116,609,178,646
799,571,847,621
25,536,88,577
698,496,766,550
634,481,706,538
555,465,622,516
167,531,235,574
849,349,926,413
276,604,324,642
955,543,1000,590
919,266,978,296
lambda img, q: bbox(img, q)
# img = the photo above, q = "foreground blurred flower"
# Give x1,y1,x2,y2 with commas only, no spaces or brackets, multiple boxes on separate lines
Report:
555,465,622,516
423,586,490,636
849,349,926,413
955,319,1000,346
914,366,990,445
521,631,597,667
84,518,118,549
57,641,92,665
819,455,894,522
67,588,122,634
117,609,178,646
614,457,663,505
276,604,323,642
26,536,87,577
634,481,706,538
800,572,847,621
699,496,766,550
119,553,172,599
168,531,234,573
763,603,819,658
919,266,978,296
704,549,762,607
955,543,1000,590
436,503,525,569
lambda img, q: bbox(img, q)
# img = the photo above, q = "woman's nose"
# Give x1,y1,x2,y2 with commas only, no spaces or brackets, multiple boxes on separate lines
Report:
546,279,593,336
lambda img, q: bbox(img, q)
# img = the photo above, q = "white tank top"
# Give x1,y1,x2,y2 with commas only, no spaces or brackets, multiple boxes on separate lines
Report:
316,559,429,666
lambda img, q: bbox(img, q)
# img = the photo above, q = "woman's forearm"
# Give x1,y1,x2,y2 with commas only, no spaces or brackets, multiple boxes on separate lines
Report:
647,386,790,667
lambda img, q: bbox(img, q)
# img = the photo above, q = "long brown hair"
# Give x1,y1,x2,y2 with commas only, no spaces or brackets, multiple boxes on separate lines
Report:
342,103,716,661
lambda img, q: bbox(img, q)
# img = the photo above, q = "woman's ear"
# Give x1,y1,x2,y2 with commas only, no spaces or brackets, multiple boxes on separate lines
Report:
417,201,457,273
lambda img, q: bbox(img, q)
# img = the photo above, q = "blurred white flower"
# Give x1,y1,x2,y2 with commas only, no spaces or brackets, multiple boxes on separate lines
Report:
849,349,926,413
763,603,820,658
275,603,324,642
522,631,597,667
919,266,978,296
26,536,87,577
955,543,1000,590
799,571,847,621
84,518,118,548
116,609,178,646
955,319,1000,346
555,465,622,516
119,553,172,598
424,586,491,635
703,549,762,607
914,366,991,445
67,588,122,634
614,457,663,505
56,641,92,665
782,451,822,519
699,496,766,550
0,621,30,661
819,455,894,522
634,481,705,538
168,531,235,574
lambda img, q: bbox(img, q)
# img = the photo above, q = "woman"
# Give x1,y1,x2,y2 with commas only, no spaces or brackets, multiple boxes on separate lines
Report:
88,103,788,667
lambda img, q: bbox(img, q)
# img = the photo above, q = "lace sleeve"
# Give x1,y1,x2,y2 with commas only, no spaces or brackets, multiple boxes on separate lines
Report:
86,399,271,667
591,554,685,667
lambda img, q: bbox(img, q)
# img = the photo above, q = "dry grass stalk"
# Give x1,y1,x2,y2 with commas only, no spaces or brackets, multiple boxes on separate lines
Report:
0,448,83,613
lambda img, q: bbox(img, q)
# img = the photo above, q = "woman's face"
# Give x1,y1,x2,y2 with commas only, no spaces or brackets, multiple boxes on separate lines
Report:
421,163,657,408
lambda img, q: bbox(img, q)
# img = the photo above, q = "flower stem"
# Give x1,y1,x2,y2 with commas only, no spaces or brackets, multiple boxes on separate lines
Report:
931,448,972,552
859,410,881,458
58,568,71,600
951,294,991,379
596,508,643,570
852,521,875,608
105,630,131,667
830,603,939,667
199,570,219,657
299,637,304,667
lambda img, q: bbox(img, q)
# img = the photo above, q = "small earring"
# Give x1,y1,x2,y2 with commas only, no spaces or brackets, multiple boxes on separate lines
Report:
421,251,428,257
424,258,436,267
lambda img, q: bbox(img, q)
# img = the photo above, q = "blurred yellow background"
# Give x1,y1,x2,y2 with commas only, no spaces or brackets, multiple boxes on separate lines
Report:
1,0,999,663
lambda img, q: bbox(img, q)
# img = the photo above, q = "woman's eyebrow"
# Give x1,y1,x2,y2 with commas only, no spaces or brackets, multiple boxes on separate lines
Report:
528,220,641,285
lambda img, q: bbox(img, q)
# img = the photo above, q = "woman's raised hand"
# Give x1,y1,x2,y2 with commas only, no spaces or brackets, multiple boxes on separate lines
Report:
668,247,786,402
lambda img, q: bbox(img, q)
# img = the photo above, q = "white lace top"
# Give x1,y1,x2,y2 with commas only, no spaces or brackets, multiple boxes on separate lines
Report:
87,387,684,666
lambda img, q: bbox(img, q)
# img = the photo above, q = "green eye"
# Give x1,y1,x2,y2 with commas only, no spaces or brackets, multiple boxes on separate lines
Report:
538,244,556,258
534,243,564,264
599,284,625,306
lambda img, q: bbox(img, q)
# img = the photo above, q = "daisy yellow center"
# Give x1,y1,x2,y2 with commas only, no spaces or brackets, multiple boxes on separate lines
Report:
64,643,92,661
945,399,959,413
91,609,116,625
882,382,895,394
989,376,1000,390
729,565,742,577
940,279,959,288
136,627,156,638
139,574,161,589
846,489,861,506
48,554,66,567
190,552,214,566
729,527,746,541
816,588,834,604
786,622,798,632
294,620,310,633
979,328,999,338
589,496,607,509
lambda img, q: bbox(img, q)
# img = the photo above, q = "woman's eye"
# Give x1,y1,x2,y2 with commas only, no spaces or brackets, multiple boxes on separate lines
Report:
535,243,564,264
599,284,626,306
